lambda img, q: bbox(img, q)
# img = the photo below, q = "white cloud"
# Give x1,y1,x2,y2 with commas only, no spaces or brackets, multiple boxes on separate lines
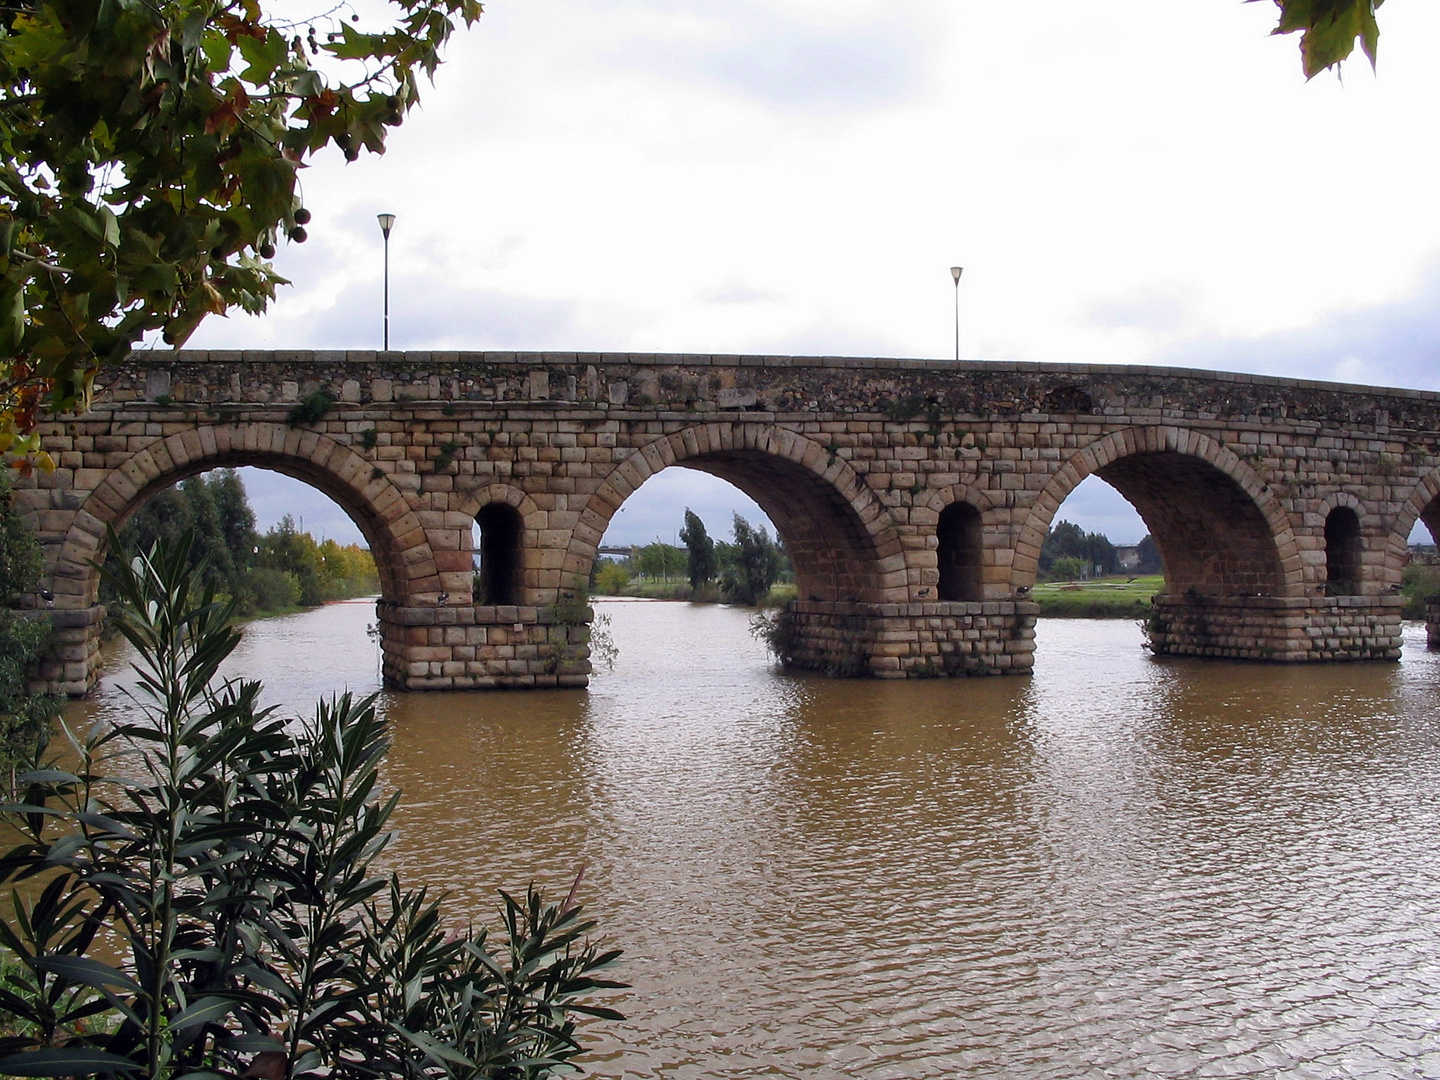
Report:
609,1,932,113
178,1,1440,547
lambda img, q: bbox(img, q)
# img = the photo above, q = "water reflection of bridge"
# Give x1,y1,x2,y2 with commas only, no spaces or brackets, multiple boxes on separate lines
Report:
22,351,1440,693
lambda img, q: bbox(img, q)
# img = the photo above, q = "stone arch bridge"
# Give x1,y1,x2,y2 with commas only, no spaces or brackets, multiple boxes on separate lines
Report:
18,351,1440,694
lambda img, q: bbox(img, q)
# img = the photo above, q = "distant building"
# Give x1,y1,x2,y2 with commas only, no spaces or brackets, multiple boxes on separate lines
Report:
1409,544,1440,567
1115,545,1141,572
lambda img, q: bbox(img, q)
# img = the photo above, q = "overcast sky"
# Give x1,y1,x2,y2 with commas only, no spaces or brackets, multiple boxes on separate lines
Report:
199,1,1440,549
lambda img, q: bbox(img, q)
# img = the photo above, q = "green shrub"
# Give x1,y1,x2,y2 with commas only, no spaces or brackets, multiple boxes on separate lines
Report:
594,561,631,596
1401,563,1440,620
0,473,59,776
285,390,335,427
248,566,301,611
749,606,799,664
1035,594,1150,618
433,440,460,472
1044,555,1089,582
719,514,783,606
759,583,797,608
0,535,624,1079
627,580,691,600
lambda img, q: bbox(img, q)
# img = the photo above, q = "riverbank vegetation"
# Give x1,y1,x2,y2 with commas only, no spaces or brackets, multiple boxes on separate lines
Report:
591,511,793,606
102,469,378,620
594,510,1162,616
595,507,1440,624
0,472,60,774
1400,562,1440,620
0,537,623,1078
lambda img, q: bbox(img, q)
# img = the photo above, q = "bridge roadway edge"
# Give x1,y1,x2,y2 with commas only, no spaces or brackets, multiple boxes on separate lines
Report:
14,350,1436,694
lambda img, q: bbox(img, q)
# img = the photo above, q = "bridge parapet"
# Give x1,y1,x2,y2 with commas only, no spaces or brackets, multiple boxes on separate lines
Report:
17,351,1440,692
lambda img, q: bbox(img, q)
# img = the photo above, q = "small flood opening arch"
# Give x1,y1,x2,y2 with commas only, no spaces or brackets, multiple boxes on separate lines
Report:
1324,507,1362,596
473,502,524,606
936,502,984,603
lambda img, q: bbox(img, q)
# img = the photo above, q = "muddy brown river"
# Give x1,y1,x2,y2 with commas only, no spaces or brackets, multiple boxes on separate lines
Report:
70,601,1440,1078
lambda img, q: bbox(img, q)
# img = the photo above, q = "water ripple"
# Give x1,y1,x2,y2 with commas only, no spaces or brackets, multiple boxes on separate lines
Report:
70,607,1440,1078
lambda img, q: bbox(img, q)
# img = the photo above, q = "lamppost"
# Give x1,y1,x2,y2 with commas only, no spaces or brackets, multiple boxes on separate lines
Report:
377,213,396,350
950,266,963,362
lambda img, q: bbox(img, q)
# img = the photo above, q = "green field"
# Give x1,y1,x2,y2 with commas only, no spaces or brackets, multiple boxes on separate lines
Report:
1029,574,1164,618
604,575,1165,617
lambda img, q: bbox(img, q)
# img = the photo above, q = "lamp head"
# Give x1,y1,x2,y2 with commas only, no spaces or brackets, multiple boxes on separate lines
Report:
377,213,397,237
950,266,963,283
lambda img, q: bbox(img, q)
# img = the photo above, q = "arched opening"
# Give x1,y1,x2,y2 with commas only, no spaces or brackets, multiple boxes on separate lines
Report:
1324,507,1362,595
64,466,394,702
1403,491,1440,650
645,455,883,604
1091,451,1283,597
102,467,384,613
577,432,901,677
1024,474,1155,612
577,437,896,605
1017,445,1294,663
592,467,787,603
473,503,524,605
936,502,983,602
43,421,449,695
59,436,420,612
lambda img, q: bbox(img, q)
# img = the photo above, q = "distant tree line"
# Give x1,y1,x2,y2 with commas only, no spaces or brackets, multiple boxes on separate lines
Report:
103,470,378,616
1039,520,1162,581
598,511,1167,599
594,510,791,606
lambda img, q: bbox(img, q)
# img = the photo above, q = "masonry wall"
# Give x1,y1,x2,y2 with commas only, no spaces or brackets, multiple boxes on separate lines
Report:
17,351,1440,693
784,600,1038,678
1148,594,1404,662
1426,596,1440,651
376,601,591,689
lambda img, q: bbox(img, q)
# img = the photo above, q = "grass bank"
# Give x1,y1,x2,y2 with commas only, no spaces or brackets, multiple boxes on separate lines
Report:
598,576,1161,618
1030,575,1162,618
594,581,797,607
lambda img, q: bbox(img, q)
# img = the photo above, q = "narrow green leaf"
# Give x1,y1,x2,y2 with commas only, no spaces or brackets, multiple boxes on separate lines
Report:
0,1048,142,1076
34,955,142,994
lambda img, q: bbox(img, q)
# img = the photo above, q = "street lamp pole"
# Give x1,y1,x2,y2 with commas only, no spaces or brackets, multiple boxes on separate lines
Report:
377,213,396,350
950,266,963,362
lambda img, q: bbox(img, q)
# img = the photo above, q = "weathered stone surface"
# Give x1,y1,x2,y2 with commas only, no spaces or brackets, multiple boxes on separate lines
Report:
20,350,1440,692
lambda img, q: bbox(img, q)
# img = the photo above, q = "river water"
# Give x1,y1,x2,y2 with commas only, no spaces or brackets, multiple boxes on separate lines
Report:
71,602,1440,1079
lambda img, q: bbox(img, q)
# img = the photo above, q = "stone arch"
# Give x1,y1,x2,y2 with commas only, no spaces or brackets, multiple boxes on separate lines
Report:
1012,426,1303,597
569,424,904,603
473,504,524,605
912,484,1005,602
1311,491,1370,595
1315,490,1365,520
52,422,433,608
453,484,547,603
1387,470,1440,585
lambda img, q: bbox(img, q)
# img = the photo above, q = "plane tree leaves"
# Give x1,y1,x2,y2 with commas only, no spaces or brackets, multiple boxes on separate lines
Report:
0,0,483,468
1253,0,1384,78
